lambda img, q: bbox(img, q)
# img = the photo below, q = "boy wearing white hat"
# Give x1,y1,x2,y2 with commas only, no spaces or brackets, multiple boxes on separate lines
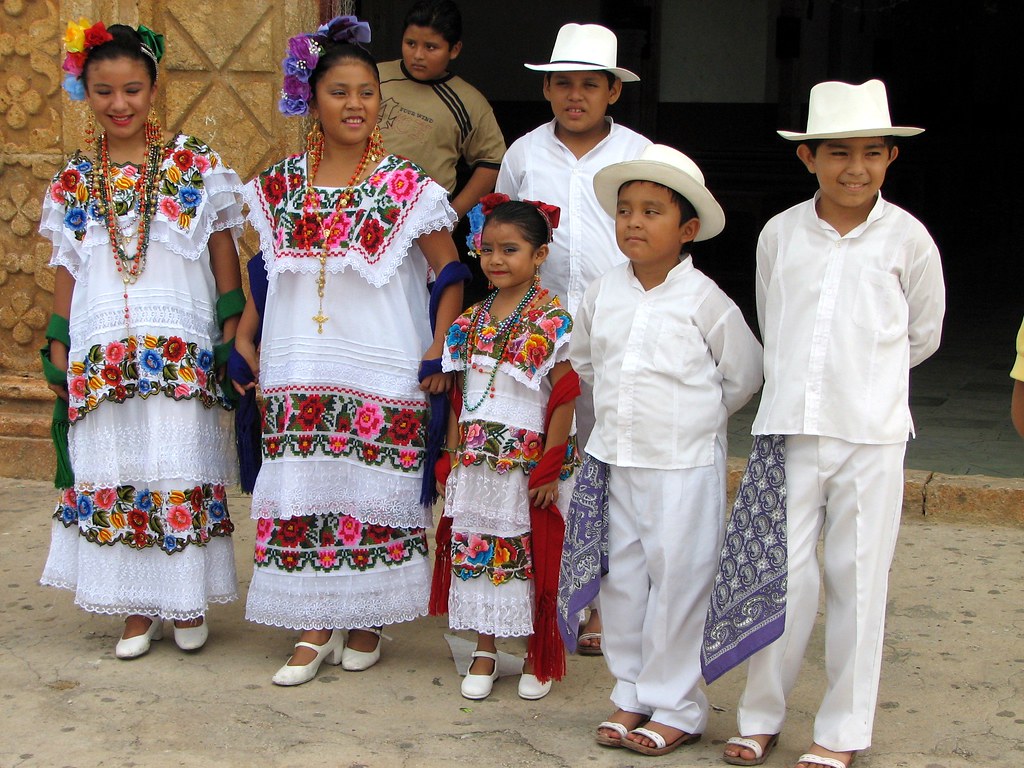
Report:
719,80,945,768
570,145,762,756
497,23,651,650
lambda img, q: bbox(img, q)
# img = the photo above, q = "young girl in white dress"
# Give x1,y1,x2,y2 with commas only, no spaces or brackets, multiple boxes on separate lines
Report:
436,195,578,701
40,20,244,658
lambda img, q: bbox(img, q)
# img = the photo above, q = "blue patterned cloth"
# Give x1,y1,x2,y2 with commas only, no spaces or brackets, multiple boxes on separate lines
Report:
556,455,609,653
701,434,787,683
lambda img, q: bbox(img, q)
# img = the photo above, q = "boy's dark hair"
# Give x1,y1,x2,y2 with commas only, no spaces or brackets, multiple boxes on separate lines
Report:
403,0,462,46
83,24,158,87
485,201,551,249
802,136,896,155
544,70,618,89
309,42,381,96
618,180,699,224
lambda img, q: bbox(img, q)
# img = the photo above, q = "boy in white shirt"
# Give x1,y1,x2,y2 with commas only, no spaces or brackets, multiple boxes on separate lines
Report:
720,80,945,768
497,22,650,651
571,145,762,756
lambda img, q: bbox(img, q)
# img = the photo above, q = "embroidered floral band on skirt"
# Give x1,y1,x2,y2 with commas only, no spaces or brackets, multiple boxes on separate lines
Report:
67,334,230,424
253,512,428,573
451,530,533,586
456,418,577,479
53,484,233,553
260,386,427,471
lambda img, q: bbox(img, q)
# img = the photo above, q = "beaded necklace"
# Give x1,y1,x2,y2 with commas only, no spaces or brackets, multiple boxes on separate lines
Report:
462,283,547,412
92,119,163,327
305,126,386,333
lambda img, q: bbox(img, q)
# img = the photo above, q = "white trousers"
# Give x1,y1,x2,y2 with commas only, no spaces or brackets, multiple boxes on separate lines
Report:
600,442,726,733
737,435,906,751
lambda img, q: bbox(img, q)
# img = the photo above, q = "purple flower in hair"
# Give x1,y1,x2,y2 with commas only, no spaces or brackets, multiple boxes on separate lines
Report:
282,75,311,102
287,34,320,69
278,95,308,117
316,15,372,45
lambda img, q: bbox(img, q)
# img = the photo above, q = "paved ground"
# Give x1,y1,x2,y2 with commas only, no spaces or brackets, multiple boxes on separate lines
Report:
2,477,1022,768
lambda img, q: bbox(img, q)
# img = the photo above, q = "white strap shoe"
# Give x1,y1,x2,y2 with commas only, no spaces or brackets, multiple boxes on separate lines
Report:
115,616,163,659
461,650,499,699
272,631,343,686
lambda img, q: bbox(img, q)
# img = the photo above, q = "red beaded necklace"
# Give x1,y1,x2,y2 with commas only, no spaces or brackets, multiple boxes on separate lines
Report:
304,126,386,333
92,119,163,326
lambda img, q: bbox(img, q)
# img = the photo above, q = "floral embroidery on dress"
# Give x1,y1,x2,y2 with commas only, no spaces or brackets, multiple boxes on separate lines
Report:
67,334,229,423
50,135,222,241
254,154,430,264
260,386,426,471
455,419,578,480
446,299,572,383
53,484,233,553
252,513,428,573
451,530,533,585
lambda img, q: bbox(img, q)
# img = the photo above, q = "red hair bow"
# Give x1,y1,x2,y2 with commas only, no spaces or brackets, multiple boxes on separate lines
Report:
523,199,561,231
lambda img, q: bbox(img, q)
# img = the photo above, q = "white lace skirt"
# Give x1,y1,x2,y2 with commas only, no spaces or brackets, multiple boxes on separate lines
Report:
41,521,237,620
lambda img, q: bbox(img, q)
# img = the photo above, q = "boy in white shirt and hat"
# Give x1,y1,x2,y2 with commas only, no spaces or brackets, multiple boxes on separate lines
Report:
497,22,651,652
570,144,762,756
716,80,945,768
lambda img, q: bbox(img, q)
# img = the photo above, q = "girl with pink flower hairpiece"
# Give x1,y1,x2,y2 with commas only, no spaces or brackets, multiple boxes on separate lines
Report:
40,20,246,660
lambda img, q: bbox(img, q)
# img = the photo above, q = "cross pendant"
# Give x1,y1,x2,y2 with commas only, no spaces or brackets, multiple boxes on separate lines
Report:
312,311,329,334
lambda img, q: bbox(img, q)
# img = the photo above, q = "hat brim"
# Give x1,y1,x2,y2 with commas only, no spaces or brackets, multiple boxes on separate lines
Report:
777,126,924,141
524,61,640,83
593,160,725,242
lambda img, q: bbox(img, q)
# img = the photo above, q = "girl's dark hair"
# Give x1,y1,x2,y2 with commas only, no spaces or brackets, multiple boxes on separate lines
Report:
403,0,462,45
485,201,551,249
309,41,381,96
83,24,158,87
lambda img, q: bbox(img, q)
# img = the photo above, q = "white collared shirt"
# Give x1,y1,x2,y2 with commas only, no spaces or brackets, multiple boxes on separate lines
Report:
752,193,945,443
496,118,651,314
570,258,763,469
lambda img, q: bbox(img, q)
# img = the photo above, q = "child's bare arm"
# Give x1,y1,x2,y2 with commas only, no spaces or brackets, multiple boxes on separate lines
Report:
529,361,576,510
417,229,464,394
450,166,499,219
231,297,261,396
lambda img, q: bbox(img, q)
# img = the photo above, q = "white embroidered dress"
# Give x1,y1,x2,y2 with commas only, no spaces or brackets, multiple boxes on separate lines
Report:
441,299,576,636
39,135,244,620
243,153,456,630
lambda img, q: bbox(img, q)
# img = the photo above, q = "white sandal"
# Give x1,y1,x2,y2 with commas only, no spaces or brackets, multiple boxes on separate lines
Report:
796,753,854,768
595,721,629,747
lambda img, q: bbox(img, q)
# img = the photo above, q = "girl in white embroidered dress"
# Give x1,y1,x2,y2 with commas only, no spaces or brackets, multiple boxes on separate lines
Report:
440,198,577,701
234,18,463,686
40,22,245,659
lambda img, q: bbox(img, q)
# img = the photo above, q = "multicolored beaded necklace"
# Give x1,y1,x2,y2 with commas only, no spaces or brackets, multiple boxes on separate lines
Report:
462,283,547,412
92,119,163,327
305,126,386,333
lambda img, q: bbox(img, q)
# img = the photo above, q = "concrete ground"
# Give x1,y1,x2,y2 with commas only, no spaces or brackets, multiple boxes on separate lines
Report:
2,477,1022,768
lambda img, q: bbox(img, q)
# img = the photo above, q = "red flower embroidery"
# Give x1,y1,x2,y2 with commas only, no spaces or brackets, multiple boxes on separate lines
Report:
189,486,204,513
387,409,421,446
265,436,281,457
363,444,381,463
295,394,327,431
352,549,371,569
60,169,81,192
101,364,122,386
127,509,149,530
292,213,322,249
281,552,300,570
359,218,385,253
262,172,286,206
163,336,187,363
365,524,391,544
173,149,194,171
277,518,309,547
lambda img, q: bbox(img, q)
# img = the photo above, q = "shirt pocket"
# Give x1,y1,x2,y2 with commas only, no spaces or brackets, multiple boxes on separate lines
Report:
852,268,907,339
651,322,706,381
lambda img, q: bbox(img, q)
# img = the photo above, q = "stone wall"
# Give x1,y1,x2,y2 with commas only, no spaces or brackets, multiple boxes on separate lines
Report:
0,0,315,481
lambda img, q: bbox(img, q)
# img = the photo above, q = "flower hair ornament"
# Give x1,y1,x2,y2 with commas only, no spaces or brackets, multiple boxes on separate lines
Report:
62,19,165,101
465,193,561,257
279,15,372,117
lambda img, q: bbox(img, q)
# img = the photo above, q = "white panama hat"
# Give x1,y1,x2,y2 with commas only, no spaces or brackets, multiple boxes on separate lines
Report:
593,144,725,241
778,79,924,141
525,23,640,83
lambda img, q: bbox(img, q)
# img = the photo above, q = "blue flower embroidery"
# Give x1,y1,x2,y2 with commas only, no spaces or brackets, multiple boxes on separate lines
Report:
163,535,178,553
196,349,213,372
64,207,86,230
208,500,226,520
77,494,93,520
141,349,163,375
135,489,153,512
178,186,201,207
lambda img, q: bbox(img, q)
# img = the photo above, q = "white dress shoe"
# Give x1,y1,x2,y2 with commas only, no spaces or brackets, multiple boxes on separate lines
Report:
461,650,500,699
518,672,553,700
115,617,163,659
341,627,382,672
271,631,343,686
173,619,208,651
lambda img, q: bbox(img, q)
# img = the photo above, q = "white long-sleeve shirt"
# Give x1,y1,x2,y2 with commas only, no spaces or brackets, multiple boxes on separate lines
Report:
570,258,763,469
752,193,945,444
496,118,650,314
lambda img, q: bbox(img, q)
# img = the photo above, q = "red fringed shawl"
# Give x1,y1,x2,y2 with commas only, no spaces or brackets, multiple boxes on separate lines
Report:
430,370,580,683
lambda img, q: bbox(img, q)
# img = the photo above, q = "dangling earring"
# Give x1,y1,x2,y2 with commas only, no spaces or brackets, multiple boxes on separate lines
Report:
306,121,324,158
367,125,386,162
533,266,542,290
84,119,95,149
